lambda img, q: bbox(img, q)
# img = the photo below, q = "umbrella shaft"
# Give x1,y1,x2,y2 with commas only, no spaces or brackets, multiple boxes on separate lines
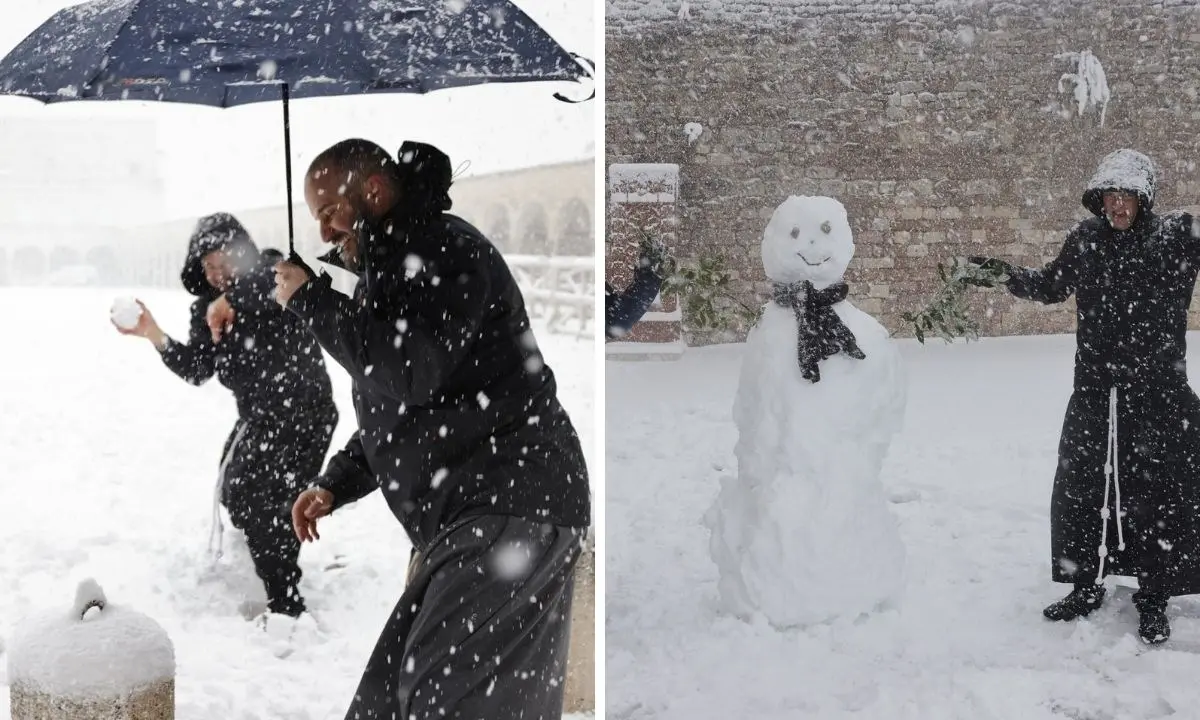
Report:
282,82,295,256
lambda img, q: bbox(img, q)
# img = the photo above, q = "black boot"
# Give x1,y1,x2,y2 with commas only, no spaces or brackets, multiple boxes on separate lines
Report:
1134,589,1170,645
1043,583,1106,621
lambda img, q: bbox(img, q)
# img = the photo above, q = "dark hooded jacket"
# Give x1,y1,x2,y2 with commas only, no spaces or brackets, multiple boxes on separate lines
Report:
285,144,590,551
1000,149,1200,595
163,213,335,422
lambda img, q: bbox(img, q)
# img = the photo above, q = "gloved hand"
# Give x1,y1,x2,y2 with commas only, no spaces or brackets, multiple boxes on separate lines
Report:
637,234,672,277
963,256,1013,287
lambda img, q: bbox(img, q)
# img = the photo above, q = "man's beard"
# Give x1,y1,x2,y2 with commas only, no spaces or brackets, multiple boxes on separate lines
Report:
336,195,370,270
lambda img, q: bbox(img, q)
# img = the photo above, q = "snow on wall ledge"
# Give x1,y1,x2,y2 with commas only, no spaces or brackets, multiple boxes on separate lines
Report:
610,163,680,203
8,580,175,699
607,0,1195,29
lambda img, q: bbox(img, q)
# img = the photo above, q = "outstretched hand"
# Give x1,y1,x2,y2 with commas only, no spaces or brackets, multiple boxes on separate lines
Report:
112,300,168,349
637,233,673,278
292,487,334,542
963,256,1012,287
111,299,156,337
206,295,235,344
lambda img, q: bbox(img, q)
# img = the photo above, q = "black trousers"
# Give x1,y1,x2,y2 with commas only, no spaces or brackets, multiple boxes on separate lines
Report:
344,515,584,720
219,405,337,617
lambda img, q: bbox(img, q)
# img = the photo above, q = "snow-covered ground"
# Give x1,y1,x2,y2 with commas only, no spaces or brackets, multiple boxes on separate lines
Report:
607,334,1200,720
0,287,594,720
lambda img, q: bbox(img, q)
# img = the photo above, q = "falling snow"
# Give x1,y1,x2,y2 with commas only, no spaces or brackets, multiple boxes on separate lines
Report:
0,287,594,718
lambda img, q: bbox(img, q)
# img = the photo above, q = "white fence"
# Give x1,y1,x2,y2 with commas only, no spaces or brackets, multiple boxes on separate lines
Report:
505,255,594,339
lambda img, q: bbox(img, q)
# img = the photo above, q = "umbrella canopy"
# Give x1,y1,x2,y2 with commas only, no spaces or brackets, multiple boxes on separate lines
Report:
0,0,591,105
0,0,592,253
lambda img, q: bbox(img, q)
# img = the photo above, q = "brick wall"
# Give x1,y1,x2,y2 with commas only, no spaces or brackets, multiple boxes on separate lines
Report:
606,0,1200,345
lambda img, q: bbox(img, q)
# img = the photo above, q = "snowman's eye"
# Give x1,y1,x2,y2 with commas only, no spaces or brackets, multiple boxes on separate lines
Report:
789,227,800,239
820,221,832,234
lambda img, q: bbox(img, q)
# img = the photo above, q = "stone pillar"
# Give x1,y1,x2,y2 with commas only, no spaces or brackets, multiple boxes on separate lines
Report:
562,540,595,714
9,579,175,720
606,163,684,360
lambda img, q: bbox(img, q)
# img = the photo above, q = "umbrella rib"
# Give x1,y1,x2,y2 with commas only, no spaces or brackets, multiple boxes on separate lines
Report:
81,1,143,98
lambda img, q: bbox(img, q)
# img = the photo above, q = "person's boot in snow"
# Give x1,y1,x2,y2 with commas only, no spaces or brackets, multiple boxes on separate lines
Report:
1134,589,1170,644
1043,583,1105,620
257,610,321,657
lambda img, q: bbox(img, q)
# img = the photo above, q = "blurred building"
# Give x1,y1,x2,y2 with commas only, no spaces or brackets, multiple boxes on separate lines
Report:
0,157,593,289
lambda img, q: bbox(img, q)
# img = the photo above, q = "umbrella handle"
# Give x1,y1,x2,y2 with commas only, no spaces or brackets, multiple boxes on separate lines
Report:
554,54,595,104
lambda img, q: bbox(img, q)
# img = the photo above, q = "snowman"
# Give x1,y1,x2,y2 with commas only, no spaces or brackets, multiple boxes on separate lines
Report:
703,195,908,628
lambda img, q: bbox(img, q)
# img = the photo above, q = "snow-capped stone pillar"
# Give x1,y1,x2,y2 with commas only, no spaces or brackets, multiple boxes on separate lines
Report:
606,163,683,360
9,579,176,720
563,544,595,713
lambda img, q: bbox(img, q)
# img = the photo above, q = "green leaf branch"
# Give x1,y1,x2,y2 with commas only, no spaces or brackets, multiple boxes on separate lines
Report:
901,257,1009,344
660,252,763,332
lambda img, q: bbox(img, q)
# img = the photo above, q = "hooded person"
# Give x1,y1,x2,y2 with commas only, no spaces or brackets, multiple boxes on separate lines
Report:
113,212,338,626
967,148,1200,645
271,139,590,720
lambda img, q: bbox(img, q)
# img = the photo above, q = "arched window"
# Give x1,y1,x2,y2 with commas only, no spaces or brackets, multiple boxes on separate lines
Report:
556,198,592,256
518,204,549,255
486,204,511,251
49,246,80,272
85,246,120,285
12,246,46,282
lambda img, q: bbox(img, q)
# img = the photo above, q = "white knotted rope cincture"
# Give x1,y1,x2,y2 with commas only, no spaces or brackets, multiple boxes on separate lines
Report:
208,422,249,564
1096,385,1127,584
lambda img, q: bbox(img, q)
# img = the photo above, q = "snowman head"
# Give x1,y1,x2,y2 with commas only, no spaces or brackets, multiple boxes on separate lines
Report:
761,196,854,288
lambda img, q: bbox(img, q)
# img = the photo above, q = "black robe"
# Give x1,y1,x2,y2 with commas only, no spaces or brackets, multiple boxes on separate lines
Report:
1007,209,1200,595
286,205,589,718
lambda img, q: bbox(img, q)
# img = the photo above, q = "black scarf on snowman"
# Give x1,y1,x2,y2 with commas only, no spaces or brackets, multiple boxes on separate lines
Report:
772,280,865,383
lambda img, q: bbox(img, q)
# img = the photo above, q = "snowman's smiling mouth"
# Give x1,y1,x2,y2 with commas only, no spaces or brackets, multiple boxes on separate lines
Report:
797,252,830,267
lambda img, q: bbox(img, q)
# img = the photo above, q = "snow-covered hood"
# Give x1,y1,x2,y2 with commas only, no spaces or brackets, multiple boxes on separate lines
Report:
1082,148,1157,218
180,212,260,297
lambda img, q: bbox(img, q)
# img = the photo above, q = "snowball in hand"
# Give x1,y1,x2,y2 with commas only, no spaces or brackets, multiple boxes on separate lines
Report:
110,297,142,330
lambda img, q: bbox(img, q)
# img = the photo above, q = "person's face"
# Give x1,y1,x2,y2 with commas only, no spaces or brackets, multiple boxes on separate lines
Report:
305,164,395,271
1103,190,1139,231
201,249,234,291
305,164,364,271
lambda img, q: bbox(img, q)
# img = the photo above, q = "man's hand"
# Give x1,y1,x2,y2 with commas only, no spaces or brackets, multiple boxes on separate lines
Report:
206,295,235,344
292,487,334,542
274,260,313,308
637,233,672,278
963,256,1013,288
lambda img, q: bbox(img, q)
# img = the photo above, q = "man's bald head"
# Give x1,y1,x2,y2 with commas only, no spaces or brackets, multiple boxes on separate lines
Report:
306,139,399,188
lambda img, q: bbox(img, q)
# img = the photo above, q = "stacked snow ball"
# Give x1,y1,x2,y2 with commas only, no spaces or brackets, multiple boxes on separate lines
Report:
8,579,175,720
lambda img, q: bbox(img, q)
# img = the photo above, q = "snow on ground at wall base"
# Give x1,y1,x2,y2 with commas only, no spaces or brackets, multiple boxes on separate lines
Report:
607,334,1200,720
0,287,594,720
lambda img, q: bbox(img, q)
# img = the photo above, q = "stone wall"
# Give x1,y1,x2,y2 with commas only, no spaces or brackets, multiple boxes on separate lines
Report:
606,0,1200,344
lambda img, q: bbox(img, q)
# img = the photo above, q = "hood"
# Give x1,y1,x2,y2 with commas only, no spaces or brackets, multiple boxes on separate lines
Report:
1082,149,1157,219
181,212,259,296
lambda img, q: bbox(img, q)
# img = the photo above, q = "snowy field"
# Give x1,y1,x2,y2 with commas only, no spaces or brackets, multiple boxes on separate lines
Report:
607,334,1200,720
0,287,594,720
